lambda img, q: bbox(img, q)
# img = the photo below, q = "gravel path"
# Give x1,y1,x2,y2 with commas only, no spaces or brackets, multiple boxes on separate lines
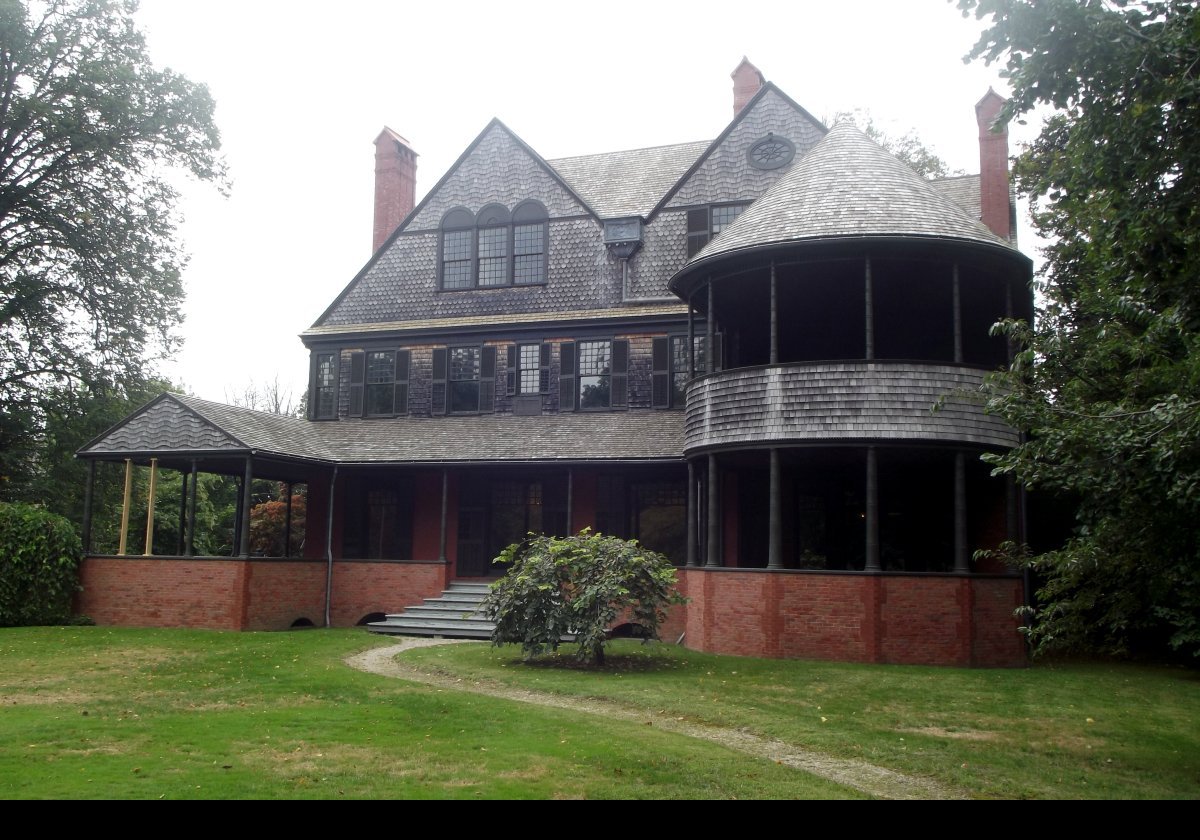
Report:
345,639,967,800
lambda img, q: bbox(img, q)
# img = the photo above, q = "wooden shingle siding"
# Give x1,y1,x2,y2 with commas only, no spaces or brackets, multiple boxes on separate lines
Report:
684,362,1019,452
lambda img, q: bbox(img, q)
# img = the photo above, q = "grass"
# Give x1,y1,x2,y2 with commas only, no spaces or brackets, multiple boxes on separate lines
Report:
0,627,861,800
401,640,1200,799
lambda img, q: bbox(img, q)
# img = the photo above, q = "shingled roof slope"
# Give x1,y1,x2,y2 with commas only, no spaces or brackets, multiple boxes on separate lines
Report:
687,122,1012,267
82,394,683,464
548,141,710,219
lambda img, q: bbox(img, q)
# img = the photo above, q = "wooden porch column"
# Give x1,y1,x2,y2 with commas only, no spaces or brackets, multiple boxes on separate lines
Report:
953,263,963,364
865,447,880,571
81,460,95,555
864,257,875,360
238,456,253,558
1006,474,1019,544
185,460,198,557
176,467,188,555
686,460,698,567
706,454,720,567
438,468,448,564
770,261,779,365
283,481,294,559
1005,278,1015,363
687,291,696,380
567,469,574,534
118,458,133,556
768,448,783,569
954,451,969,573
143,457,158,556
706,281,715,374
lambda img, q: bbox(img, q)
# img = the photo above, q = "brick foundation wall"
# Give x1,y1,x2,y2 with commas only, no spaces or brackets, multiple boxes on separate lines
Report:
678,568,1025,667
80,556,450,631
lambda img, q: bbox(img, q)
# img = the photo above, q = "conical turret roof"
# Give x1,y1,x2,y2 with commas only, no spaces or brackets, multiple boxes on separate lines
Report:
683,121,1014,272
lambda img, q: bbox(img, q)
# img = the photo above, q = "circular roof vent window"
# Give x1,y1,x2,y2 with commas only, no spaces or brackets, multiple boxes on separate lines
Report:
748,134,795,170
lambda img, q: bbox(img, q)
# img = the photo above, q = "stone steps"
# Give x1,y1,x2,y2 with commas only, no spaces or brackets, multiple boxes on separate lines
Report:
367,581,496,639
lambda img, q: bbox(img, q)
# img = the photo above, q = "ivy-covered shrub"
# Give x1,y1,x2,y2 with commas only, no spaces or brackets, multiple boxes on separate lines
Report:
0,502,83,626
483,530,686,665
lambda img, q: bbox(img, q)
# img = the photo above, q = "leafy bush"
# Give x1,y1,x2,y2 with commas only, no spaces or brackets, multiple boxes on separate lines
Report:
0,502,83,626
483,530,686,665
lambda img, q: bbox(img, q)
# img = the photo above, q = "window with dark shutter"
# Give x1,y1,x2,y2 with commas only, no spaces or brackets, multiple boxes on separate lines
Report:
578,340,612,410
652,337,670,409
611,339,629,408
539,342,551,394
558,341,575,411
449,346,482,413
480,346,497,412
431,347,448,415
365,350,395,416
395,350,410,415
349,351,366,417
506,345,518,396
311,352,337,420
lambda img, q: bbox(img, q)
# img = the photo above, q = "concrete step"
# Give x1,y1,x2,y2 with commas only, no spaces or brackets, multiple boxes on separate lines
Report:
366,579,502,640
367,620,495,639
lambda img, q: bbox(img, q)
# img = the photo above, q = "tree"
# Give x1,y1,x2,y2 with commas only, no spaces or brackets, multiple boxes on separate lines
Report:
0,500,81,625
483,530,686,665
959,0,1200,656
0,0,224,496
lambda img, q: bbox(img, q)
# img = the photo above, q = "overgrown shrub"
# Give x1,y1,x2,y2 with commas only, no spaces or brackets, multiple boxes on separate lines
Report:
483,530,686,665
0,502,83,626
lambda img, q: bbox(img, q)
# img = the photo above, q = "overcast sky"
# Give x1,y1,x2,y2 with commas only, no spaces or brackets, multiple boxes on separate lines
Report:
132,0,1037,405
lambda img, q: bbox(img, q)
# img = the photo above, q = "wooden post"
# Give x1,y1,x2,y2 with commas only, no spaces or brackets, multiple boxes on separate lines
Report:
954,451,968,572
706,281,715,375
706,454,720,567
143,457,158,556
686,460,698,567
1005,277,1015,363
284,481,294,558
1006,474,1019,545
687,292,696,380
864,257,875,360
177,467,188,555
865,447,880,571
438,468,448,564
953,263,963,364
567,469,574,534
768,449,782,569
118,459,133,556
186,460,198,557
239,457,253,558
81,460,95,555
770,261,779,365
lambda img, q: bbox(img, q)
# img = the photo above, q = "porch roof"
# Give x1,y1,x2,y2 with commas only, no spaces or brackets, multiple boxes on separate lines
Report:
79,394,685,466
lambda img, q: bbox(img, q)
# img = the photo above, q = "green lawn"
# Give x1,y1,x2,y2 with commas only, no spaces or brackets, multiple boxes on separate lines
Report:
402,640,1200,799
0,627,861,800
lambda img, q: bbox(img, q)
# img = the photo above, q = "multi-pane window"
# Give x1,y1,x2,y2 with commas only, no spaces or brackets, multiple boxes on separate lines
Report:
518,344,542,395
314,353,336,419
365,351,394,416
513,222,545,285
578,340,612,409
449,346,481,413
439,202,548,289
687,203,750,258
477,225,509,287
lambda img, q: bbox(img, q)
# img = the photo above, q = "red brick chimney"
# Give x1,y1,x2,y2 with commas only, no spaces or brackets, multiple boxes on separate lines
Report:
372,127,417,253
975,88,1011,241
731,57,765,116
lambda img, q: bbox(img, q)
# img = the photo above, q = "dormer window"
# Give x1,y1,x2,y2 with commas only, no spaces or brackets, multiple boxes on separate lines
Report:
439,201,548,289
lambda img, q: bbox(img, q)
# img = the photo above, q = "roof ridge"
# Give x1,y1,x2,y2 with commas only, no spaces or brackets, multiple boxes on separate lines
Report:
546,138,711,164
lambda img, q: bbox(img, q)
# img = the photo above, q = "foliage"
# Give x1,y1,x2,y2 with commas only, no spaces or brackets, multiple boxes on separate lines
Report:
960,0,1200,656
0,0,224,499
483,530,686,665
248,484,307,557
832,109,961,178
0,501,81,625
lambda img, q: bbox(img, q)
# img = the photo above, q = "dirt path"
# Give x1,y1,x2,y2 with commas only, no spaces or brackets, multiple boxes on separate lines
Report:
345,639,967,800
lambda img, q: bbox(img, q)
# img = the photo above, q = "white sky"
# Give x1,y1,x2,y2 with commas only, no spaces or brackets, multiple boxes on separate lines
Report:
132,0,1038,404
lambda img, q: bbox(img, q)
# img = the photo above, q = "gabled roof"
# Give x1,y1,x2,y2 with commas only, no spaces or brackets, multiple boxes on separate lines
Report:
81,394,684,465
684,122,1015,270
548,140,710,219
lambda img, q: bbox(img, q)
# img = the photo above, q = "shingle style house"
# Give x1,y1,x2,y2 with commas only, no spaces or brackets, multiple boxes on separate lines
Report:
78,62,1032,667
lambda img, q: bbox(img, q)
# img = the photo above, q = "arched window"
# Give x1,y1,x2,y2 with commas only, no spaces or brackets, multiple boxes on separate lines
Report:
439,202,549,289
440,207,476,290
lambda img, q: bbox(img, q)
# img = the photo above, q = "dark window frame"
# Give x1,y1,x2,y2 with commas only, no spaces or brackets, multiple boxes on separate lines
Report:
686,202,750,259
311,351,338,420
438,201,549,291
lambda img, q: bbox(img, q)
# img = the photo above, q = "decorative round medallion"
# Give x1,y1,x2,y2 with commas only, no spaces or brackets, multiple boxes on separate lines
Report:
747,133,795,170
